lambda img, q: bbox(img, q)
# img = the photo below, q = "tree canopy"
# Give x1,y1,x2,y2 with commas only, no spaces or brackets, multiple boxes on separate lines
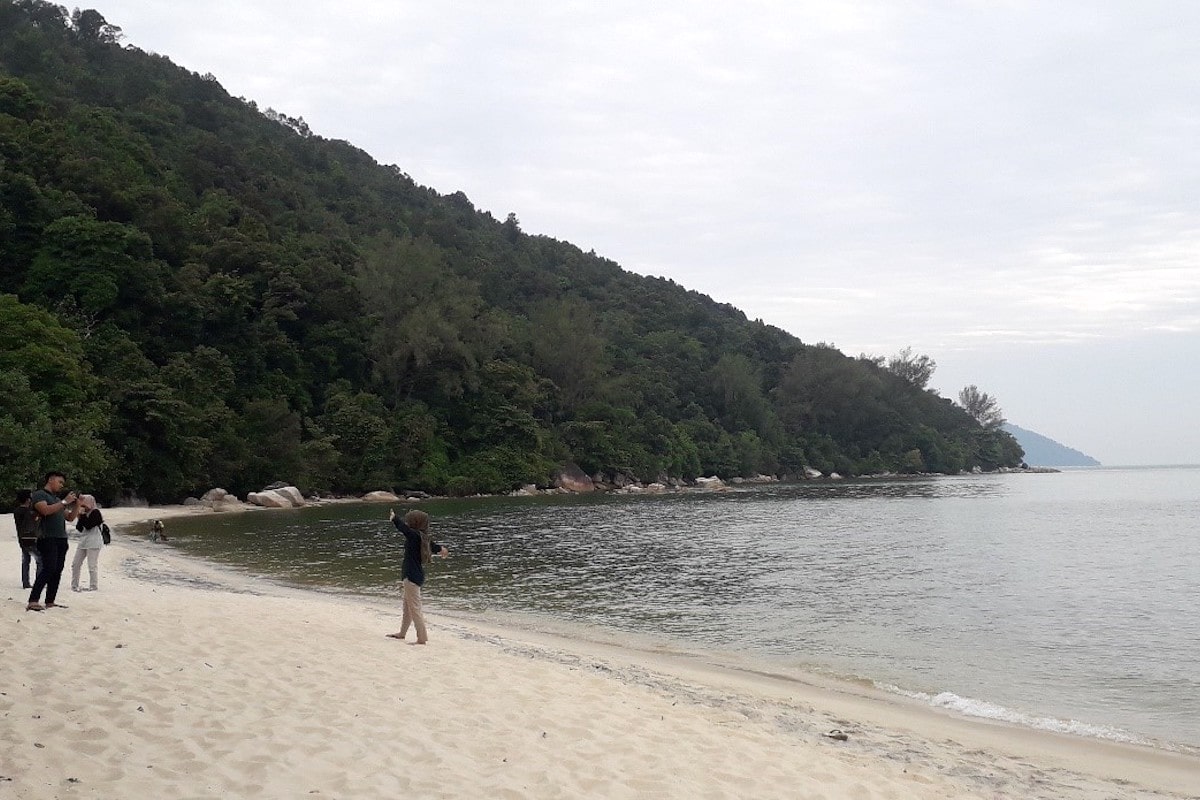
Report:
958,385,1006,430
0,1,1023,503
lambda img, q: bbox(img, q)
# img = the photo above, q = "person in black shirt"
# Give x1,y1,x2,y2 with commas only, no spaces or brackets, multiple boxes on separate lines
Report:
385,508,448,644
13,489,41,589
28,471,79,611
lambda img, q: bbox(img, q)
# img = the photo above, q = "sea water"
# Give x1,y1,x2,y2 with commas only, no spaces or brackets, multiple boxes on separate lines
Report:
159,466,1200,752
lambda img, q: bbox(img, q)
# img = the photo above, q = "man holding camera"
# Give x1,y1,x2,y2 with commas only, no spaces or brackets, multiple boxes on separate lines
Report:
27,471,79,611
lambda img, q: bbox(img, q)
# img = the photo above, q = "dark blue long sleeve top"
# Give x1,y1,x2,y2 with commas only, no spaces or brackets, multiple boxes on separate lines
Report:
392,517,445,586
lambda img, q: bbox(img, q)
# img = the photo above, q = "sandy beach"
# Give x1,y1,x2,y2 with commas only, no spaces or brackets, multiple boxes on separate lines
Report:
3,505,1197,799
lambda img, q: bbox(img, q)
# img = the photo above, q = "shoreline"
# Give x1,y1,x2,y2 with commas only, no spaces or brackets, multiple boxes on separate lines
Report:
440,604,1198,754
118,504,1200,755
110,499,1197,753
7,503,1194,798
97,466,1061,519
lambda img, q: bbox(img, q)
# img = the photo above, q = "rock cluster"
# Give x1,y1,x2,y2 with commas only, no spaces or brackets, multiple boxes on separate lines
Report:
510,472,794,497
190,467,844,509
200,488,247,512
246,486,305,508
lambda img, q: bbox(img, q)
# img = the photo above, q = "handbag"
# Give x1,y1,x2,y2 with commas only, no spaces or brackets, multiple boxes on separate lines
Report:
101,522,111,545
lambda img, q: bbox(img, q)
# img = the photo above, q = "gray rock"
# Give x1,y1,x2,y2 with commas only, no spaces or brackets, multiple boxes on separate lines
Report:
209,498,246,512
553,463,594,493
247,490,290,508
362,490,401,502
271,486,305,507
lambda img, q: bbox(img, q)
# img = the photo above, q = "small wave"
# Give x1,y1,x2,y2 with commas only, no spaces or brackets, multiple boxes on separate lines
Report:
877,684,1153,746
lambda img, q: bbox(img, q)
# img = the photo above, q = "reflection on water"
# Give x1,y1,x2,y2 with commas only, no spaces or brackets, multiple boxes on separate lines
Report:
164,470,1200,749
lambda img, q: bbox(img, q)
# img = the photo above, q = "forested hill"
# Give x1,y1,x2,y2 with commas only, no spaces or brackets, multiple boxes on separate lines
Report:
0,2,1022,503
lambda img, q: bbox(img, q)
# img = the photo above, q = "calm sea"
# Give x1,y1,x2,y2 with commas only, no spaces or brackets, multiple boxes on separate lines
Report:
157,466,1200,752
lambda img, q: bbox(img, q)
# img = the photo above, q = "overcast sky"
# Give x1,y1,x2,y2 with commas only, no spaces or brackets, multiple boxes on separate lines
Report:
100,1,1199,465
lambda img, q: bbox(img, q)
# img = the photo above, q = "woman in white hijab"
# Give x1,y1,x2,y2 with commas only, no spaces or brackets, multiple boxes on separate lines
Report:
71,494,105,592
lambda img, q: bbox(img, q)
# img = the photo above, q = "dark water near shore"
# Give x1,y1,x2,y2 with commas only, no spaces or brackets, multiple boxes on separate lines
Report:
156,466,1200,752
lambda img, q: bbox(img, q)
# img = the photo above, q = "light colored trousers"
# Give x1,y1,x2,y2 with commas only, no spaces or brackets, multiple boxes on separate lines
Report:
400,579,427,643
71,546,100,590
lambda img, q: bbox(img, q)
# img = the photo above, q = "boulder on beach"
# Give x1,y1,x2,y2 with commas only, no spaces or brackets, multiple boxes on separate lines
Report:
362,491,402,502
803,467,822,479
695,476,725,489
209,497,246,512
247,490,288,508
273,486,305,507
553,463,594,493
245,486,305,509
201,487,246,511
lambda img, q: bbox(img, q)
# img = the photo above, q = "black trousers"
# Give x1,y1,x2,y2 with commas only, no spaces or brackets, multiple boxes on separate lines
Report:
28,538,69,604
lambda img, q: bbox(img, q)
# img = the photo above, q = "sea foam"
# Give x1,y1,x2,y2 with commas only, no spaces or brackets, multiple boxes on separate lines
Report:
877,684,1151,746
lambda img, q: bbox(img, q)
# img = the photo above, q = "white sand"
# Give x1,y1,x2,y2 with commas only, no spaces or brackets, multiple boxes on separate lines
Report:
3,506,1197,799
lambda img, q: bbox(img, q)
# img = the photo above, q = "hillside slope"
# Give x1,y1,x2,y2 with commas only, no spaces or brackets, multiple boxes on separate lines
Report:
1003,424,1100,467
0,2,1022,501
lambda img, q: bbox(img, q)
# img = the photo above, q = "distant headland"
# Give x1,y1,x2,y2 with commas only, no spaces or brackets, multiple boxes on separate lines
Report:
1003,424,1101,467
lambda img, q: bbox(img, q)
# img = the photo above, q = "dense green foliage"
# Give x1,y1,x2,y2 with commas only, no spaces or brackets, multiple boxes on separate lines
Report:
0,1,1022,503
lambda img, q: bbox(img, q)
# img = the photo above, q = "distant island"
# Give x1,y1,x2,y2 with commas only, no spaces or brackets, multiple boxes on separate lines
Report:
1003,424,1101,467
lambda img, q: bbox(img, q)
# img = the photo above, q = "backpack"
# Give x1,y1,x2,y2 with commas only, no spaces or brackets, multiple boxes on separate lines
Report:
101,522,112,545
15,506,40,545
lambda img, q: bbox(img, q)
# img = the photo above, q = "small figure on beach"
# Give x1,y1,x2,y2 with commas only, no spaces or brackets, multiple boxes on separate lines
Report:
27,471,80,611
150,519,167,542
71,495,105,592
386,508,449,645
14,489,41,589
